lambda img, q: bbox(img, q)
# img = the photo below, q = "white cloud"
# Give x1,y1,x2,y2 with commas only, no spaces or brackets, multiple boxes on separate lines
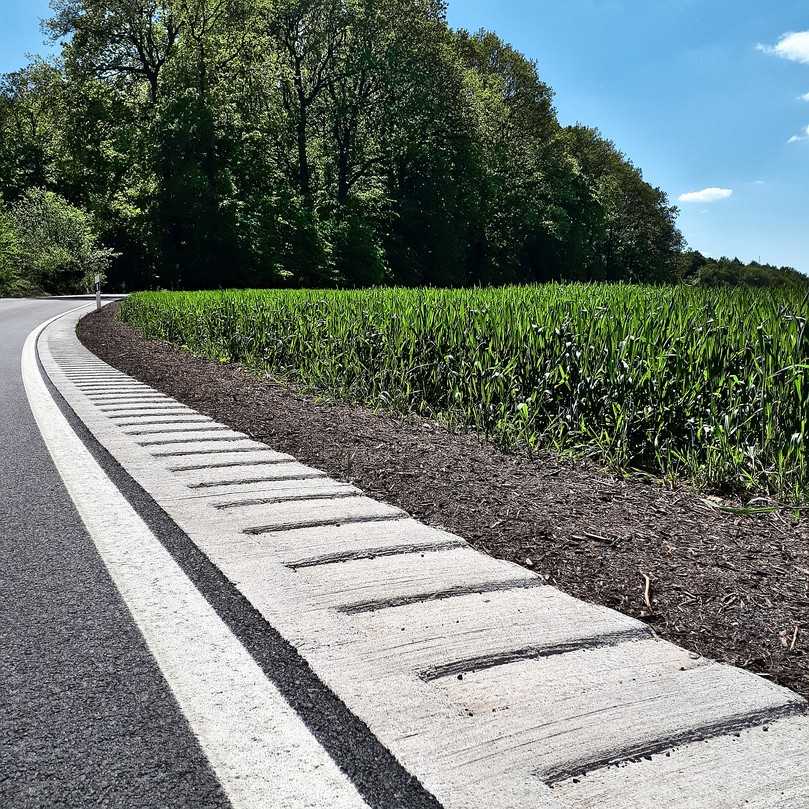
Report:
757,31,809,64
678,187,734,203
758,33,809,141
788,125,809,143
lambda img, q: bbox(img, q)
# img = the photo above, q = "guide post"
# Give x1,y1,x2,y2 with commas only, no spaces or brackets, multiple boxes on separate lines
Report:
95,274,101,311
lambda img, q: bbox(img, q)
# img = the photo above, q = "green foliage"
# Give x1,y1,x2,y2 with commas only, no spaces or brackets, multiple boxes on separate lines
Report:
1,3,801,288
121,285,809,503
689,254,808,289
8,188,116,294
0,1,708,290
563,126,683,283
0,209,27,296
0,60,65,198
331,202,387,287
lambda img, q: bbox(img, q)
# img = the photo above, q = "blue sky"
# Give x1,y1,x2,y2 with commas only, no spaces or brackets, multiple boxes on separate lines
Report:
2,1,807,272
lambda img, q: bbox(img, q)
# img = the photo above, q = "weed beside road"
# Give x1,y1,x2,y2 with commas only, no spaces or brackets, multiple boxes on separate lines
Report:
120,284,809,503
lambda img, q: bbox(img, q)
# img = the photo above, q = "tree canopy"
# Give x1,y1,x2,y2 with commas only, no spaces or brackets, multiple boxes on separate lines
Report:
0,1,802,293
1,188,116,294
676,251,809,289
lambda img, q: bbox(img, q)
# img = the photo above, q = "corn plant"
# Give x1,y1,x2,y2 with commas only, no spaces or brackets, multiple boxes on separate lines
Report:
120,284,809,503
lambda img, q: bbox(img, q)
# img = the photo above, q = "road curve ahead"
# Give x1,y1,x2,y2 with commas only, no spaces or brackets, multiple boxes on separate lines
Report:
0,299,230,808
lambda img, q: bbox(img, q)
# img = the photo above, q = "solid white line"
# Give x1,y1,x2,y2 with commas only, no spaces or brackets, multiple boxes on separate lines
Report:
22,311,368,809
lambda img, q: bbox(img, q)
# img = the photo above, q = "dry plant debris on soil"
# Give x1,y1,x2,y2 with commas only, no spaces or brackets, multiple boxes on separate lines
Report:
79,304,809,699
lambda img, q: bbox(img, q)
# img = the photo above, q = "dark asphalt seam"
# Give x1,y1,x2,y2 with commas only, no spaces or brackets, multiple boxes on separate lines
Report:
116,413,202,422
188,472,328,490
66,377,127,383
40,330,446,809
541,701,809,787
118,419,213,428
170,459,293,472
117,417,206,427
73,382,148,387
419,627,654,681
87,388,169,394
92,395,173,400
215,492,358,510
153,447,281,458
63,373,125,379
114,412,200,420
50,358,107,363
76,386,151,392
139,436,250,447
96,402,191,413
71,381,150,395
126,427,231,437
98,404,176,410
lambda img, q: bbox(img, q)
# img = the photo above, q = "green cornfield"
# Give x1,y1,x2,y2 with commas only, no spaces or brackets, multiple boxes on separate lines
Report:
119,285,809,503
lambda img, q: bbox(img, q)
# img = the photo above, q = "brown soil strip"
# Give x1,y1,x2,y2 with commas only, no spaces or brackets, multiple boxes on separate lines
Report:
78,303,809,699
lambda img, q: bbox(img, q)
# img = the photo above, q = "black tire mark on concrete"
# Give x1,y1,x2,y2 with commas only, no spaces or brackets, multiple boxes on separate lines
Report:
288,539,468,569
189,472,328,490
244,513,408,536
542,701,808,787
420,627,653,681
339,578,544,615
215,491,358,509
170,459,293,472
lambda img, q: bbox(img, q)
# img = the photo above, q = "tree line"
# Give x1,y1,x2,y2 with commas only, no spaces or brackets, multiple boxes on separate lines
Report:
0,1,803,293
675,251,808,289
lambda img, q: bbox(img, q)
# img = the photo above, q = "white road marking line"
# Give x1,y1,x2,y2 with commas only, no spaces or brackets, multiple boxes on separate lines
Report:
23,311,369,809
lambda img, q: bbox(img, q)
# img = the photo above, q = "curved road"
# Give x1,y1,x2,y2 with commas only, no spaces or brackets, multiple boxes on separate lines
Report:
0,299,229,808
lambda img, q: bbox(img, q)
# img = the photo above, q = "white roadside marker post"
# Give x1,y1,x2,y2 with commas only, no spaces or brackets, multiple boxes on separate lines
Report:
95,274,101,311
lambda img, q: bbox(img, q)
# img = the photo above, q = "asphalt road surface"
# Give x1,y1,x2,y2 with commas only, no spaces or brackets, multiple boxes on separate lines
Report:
0,299,230,808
